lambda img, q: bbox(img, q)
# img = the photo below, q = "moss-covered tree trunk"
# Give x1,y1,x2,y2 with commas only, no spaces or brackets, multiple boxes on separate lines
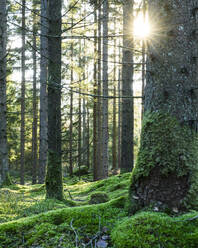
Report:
45,0,63,200
130,0,198,213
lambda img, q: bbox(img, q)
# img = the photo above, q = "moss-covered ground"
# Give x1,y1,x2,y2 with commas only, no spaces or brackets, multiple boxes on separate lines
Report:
1,173,198,247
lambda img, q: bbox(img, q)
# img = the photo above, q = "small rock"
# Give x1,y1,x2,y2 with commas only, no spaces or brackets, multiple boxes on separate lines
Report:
172,207,179,213
154,207,159,212
97,239,108,248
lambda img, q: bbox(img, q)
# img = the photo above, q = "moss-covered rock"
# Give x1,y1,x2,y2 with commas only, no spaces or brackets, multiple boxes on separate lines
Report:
129,112,198,213
89,192,109,204
111,211,198,248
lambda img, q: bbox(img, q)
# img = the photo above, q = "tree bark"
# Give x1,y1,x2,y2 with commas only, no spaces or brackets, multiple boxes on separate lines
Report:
141,0,146,120
95,2,102,180
78,39,82,180
121,0,134,173
93,4,98,180
45,0,63,200
130,0,198,213
101,0,109,178
20,0,26,185
87,107,90,169
69,28,74,177
32,0,38,184
0,0,9,186
38,0,48,184
112,17,117,171
117,69,121,170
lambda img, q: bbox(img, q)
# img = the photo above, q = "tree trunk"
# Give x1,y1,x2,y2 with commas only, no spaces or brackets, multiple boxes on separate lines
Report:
20,0,26,185
38,0,48,184
95,2,102,180
112,17,117,171
130,0,198,213
78,83,82,180
82,98,86,164
0,0,9,186
32,0,38,184
69,28,74,177
87,107,90,169
93,4,98,179
121,0,134,173
141,0,146,120
101,0,109,178
45,0,63,200
78,39,82,180
117,69,121,170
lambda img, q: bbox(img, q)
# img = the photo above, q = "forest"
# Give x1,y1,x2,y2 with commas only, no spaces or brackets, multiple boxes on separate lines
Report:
1,0,198,247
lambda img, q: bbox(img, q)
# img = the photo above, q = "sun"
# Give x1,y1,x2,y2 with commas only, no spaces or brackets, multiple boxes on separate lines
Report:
133,13,150,39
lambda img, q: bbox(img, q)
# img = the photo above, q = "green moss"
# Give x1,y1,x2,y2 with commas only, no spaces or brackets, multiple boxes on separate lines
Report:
111,211,198,248
130,111,198,211
29,184,45,193
89,192,109,204
0,197,126,247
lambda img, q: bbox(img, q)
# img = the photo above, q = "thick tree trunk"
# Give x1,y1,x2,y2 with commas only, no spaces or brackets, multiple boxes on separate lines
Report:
0,0,9,186
20,0,26,185
38,0,48,184
45,0,63,200
121,0,134,173
130,0,198,213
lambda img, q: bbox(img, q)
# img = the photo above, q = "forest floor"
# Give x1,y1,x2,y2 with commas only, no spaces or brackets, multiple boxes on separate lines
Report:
1,173,198,247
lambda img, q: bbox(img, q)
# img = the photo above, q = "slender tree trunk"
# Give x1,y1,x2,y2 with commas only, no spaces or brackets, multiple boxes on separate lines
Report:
32,0,38,184
78,86,82,178
121,0,134,173
141,0,146,120
130,0,198,213
82,98,86,164
78,39,82,179
117,69,121,169
69,28,74,177
45,0,63,200
87,107,90,169
112,17,117,171
95,2,102,180
93,4,98,180
38,0,48,184
20,0,26,185
101,0,109,178
0,0,9,186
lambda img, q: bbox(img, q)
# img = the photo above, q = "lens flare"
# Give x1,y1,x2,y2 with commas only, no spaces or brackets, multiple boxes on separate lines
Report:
134,13,150,39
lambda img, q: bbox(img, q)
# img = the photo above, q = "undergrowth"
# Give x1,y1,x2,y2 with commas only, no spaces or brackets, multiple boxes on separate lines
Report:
1,173,198,247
